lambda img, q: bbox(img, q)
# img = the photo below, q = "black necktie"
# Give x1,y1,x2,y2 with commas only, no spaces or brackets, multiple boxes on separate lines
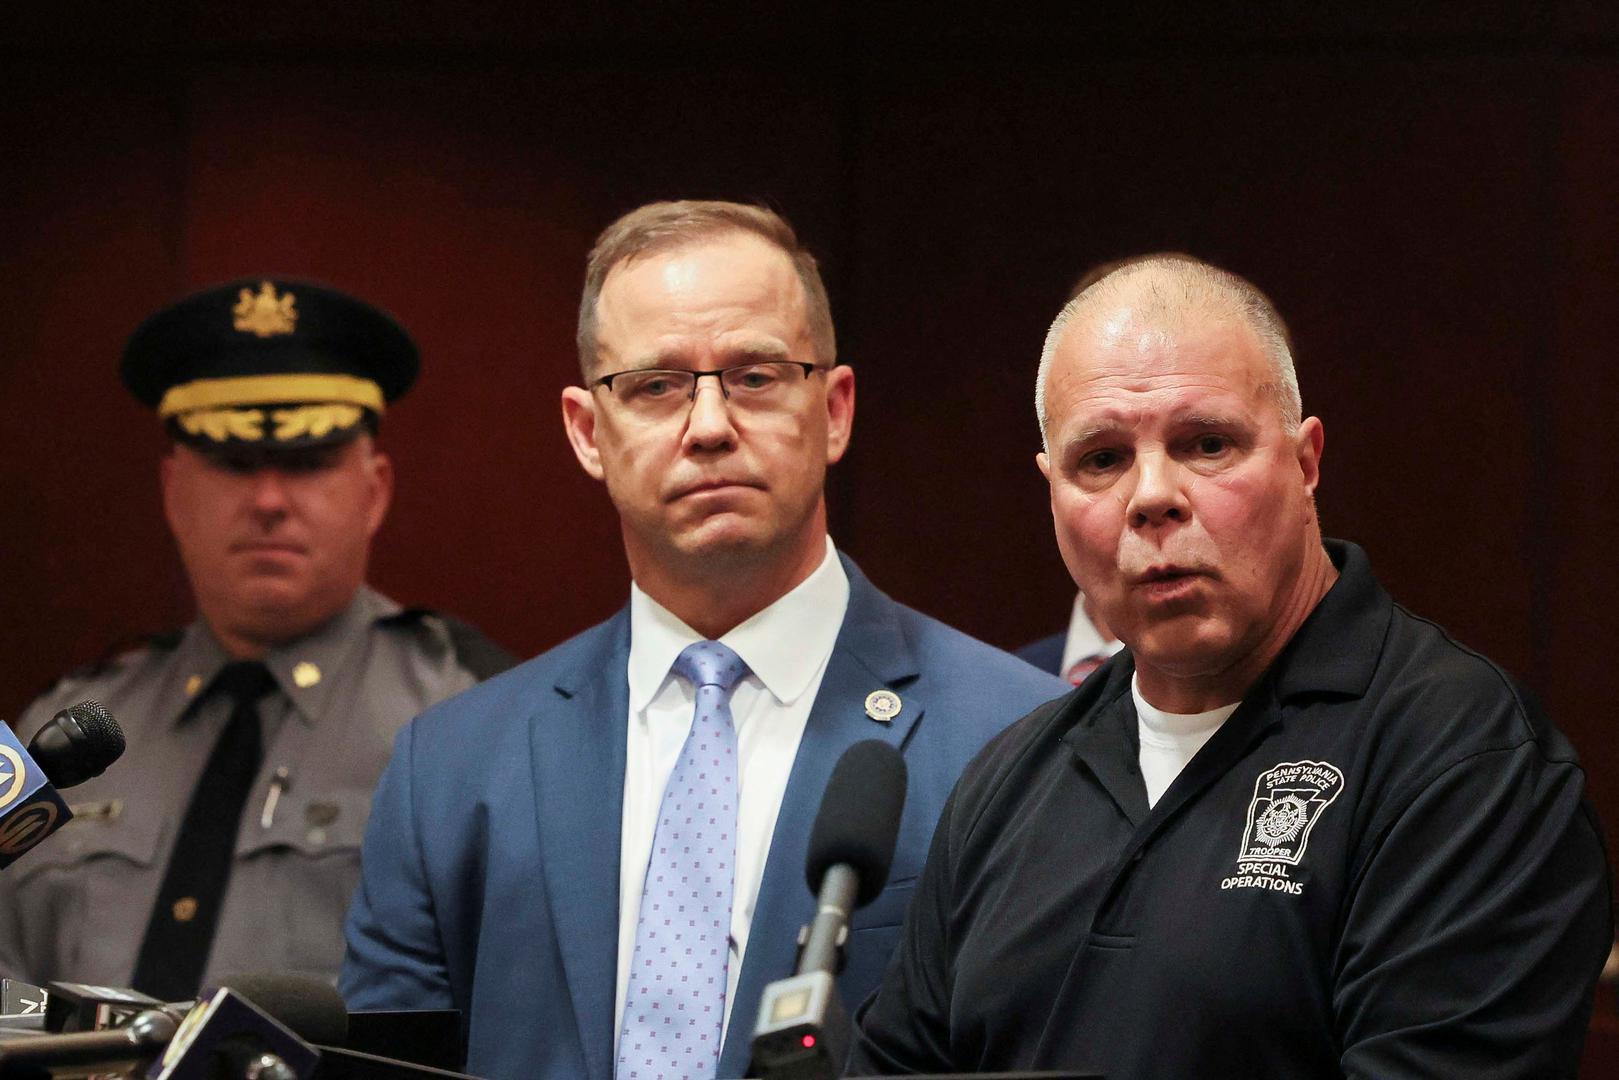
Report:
131,660,276,1000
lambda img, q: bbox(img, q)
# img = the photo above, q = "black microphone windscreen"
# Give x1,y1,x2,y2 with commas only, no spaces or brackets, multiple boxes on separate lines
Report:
804,740,907,907
27,700,126,789
63,701,126,767
211,973,348,1047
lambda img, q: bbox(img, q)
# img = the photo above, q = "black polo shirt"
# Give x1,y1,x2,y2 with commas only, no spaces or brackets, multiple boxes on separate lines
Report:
853,541,1612,1078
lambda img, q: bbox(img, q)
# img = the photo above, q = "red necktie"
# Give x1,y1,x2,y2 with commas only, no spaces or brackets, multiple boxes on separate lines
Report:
1064,653,1107,686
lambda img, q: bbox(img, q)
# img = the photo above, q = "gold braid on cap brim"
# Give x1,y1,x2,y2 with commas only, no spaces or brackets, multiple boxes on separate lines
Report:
160,374,384,444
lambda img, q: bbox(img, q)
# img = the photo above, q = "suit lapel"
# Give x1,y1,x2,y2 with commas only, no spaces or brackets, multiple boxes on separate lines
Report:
532,611,631,1080
719,562,921,1076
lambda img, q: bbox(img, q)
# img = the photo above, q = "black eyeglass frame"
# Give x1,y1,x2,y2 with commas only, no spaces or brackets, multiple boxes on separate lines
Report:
589,360,828,400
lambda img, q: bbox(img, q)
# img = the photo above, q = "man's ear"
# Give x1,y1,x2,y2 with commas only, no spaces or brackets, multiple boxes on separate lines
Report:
364,448,394,537
561,385,606,481
823,364,856,465
1036,450,1052,482
159,447,180,533
1295,416,1325,496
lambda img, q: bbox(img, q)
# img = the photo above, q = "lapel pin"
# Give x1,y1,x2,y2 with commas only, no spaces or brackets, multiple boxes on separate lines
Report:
864,689,902,723
185,674,203,697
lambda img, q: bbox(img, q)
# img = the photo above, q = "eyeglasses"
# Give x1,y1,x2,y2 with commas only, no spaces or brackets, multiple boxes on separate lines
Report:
590,361,827,421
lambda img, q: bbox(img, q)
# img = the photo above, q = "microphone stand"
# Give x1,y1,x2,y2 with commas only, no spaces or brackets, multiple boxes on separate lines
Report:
750,864,858,1080
0,1007,179,1078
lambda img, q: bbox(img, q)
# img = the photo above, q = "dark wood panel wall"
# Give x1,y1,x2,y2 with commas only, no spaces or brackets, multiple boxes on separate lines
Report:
4,8,1617,1052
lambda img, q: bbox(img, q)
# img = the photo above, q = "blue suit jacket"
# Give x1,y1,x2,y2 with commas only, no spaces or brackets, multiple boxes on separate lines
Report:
341,558,1065,1079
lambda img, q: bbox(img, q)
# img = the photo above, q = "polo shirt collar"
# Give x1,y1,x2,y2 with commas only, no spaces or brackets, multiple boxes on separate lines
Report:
627,538,850,712
1269,539,1391,703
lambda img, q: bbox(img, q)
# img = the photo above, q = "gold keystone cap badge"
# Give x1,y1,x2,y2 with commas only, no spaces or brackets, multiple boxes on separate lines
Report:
121,277,419,450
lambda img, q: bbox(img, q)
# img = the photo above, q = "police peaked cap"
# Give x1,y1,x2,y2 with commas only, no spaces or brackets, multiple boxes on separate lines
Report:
121,277,419,450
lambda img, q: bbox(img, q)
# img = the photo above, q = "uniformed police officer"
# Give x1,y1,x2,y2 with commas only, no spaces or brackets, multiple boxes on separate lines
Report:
0,278,513,998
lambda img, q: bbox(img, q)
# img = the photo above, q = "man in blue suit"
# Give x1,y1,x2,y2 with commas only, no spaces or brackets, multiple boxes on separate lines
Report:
340,200,1065,1079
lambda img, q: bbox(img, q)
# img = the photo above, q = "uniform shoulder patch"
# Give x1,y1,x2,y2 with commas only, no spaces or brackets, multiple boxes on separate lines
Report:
67,629,177,683
145,628,184,651
380,608,518,682
23,630,177,714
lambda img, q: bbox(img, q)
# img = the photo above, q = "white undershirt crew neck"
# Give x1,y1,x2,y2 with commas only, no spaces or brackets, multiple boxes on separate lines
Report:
1131,674,1240,808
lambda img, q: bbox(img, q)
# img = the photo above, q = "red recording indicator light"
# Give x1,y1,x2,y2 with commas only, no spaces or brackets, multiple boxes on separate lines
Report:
802,1035,817,1049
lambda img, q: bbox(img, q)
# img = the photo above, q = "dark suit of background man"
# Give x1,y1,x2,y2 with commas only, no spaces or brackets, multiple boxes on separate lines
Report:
341,201,1066,1079
853,254,1612,1078
0,280,513,998
1016,589,1120,684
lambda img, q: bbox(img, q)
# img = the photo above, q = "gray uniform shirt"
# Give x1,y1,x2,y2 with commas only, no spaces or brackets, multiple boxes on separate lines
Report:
0,586,489,990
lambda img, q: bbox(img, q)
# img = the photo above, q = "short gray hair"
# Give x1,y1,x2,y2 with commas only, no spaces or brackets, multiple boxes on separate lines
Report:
1035,253,1302,449
576,200,836,378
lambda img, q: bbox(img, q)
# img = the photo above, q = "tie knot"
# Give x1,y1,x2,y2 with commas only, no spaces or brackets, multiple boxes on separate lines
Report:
672,640,749,694
210,660,277,705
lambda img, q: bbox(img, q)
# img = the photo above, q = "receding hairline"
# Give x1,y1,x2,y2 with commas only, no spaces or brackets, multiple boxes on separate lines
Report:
1035,255,1303,448
601,220,784,277
1056,280,1266,359
576,200,837,379
600,224,800,290
591,229,813,366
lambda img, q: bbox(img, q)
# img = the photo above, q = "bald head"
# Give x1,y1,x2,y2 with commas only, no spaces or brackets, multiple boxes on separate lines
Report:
1036,255,1301,449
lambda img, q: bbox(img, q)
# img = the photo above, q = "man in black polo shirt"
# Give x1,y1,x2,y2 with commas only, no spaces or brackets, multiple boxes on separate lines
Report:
852,254,1612,1078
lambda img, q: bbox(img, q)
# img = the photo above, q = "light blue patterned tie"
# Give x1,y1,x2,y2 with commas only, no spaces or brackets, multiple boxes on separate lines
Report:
617,641,748,1080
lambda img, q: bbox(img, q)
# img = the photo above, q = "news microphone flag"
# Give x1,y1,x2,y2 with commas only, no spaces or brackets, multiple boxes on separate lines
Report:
150,986,319,1080
0,722,73,868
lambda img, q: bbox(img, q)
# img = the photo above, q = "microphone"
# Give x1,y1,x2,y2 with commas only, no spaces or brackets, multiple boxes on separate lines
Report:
44,981,164,1032
798,741,907,976
30,974,465,1078
27,700,126,788
751,740,907,1080
201,973,348,1049
149,980,325,1080
0,701,125,868
0,976,335,1080
0,1002,187,1077
212,976,468,1075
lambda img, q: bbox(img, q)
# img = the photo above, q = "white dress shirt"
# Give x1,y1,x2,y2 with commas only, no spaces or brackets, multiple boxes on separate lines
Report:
1060,590,1126,675
615,538,851,1043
